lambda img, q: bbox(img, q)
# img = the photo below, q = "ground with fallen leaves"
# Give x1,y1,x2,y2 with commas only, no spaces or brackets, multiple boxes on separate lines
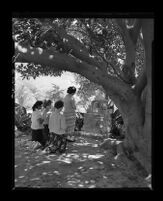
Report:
15,131,151,189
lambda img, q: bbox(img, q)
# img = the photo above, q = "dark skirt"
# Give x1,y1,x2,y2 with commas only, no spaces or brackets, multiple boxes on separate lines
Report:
43,124,50,143
46,133,67,154
31,129,45,147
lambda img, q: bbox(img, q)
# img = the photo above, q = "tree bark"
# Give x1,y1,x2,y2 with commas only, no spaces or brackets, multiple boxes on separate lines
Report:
114,19,153,174
110,91,151,173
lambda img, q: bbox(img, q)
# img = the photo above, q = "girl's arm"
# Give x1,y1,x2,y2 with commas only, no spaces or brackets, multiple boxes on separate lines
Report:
37,112,44,124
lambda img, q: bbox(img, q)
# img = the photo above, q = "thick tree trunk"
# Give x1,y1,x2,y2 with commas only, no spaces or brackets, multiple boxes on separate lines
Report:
108,19,152,175
120,96,151,174
106,88,151,174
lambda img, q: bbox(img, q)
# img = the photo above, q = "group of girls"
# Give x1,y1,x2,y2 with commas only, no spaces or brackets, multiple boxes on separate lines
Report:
30,86,77,154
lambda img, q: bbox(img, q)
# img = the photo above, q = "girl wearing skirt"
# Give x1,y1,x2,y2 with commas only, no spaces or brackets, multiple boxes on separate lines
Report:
46,100,67,154
31,101,45,148
42,100,52,145
63,86,77,142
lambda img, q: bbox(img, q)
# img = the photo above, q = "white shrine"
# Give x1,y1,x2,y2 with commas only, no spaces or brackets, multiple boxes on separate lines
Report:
83,91,111,135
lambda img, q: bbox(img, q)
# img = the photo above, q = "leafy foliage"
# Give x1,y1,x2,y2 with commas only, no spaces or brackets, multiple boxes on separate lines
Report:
76,73,104,95
135,36,145,77
45,83,64,101
16,62,63,80
15,74,36,108
15,71,66,109
13,18,144,82
15,103,31,132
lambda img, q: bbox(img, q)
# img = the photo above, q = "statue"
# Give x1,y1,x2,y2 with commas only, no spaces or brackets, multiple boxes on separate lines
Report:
83,94,111,135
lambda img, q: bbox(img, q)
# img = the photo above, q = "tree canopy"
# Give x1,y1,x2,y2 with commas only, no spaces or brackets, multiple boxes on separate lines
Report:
13,18,144,85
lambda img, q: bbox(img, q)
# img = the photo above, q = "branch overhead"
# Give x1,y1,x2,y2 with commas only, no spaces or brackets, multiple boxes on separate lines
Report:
13,18,143,106
35,24,105,70
15,43,135,105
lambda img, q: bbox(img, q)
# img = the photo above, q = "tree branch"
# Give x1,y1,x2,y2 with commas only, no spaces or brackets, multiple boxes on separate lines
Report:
141,19,153,85
115,19,136,65
133,19,153,97
128,19,142,45
134,68,147,97
48,24,105,70
15,44,135,104
79,19,126,79
79,19,108,72
15,44,105,85
67,28,88,36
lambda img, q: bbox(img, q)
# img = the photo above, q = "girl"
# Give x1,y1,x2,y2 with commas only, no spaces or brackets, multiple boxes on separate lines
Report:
46,100,67,154
63,86,77,142
42,100,52,145
31,101,45,148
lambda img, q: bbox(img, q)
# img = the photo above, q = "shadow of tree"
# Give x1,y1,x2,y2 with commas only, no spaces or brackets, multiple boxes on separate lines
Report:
15,132,149,188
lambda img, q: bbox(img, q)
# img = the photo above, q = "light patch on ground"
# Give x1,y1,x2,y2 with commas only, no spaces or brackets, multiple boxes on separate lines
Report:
15,132,149,188
49,55,54,59
36,160,51,166
56,157,72,164
63,38,68,42
30,177,40,181
37,48,43,54
88,154,104,159
89,54,95,58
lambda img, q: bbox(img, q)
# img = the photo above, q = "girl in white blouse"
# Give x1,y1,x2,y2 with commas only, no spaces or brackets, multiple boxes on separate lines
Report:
46,100,67,154
31,101,45,147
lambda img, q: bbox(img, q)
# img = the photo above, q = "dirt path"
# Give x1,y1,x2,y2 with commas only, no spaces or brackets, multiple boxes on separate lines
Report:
15,132,150,188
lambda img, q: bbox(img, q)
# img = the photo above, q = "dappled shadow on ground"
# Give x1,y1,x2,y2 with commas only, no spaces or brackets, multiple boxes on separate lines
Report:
14,133,150,189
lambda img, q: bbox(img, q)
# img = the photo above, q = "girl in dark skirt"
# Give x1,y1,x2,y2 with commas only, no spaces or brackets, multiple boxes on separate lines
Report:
42,100,52,145
45,100,67,154
31,101,46,148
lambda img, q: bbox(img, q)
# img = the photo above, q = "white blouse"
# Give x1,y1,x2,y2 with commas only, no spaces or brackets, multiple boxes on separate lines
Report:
31,109,44,130
49,110,67,135
63,94,76,113
42,109,51,125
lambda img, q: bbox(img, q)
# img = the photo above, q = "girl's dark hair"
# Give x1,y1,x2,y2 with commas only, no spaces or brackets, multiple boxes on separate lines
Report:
67,86,76,94
54,100,64,109
32,101,43,111
43,100,52,108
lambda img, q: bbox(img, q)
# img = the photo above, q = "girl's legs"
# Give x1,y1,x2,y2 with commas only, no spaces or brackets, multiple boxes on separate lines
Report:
43,124,50,146
66,126,76,142
58,134,67,153
31,129,37,141
31,129,45,149
36,129,46,148
47,134,67,154
47,134,59,153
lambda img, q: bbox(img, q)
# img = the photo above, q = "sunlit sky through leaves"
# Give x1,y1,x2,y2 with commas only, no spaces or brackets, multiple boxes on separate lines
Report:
15,71,79,95
15,70,90,112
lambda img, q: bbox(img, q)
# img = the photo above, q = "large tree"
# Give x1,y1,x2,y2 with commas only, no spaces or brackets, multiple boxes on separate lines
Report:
13,17,153,173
